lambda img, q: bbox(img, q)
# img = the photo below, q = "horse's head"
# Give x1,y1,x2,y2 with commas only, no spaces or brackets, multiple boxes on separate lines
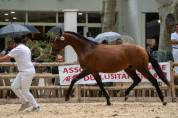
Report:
51,33,67,56
51,31,98,56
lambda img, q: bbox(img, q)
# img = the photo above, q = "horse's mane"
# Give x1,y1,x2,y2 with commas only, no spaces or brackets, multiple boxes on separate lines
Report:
64,31,98,45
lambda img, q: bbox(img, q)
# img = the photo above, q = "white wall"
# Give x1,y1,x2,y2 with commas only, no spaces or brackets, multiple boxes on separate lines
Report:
0,0,102,11
138,0,158,12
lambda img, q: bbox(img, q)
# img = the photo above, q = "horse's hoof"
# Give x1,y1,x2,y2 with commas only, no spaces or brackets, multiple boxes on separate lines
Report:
107,102,111,106
125,97,128,101
106,100,111,106
65,97,70,101
162,101,167,106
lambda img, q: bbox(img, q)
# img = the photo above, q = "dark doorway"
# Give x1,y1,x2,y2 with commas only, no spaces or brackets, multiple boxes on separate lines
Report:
0,25,5,51
0,38,5,52
145,13,160,53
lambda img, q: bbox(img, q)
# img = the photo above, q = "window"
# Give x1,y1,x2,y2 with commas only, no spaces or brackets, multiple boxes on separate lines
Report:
88,13,101,23
0,10,25,22
77,12,86,23
28,11,56,23
58,12,64,23
88,27,101,37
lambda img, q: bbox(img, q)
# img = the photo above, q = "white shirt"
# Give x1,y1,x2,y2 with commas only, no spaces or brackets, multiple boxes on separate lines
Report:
8,44,35,72
171,32,178,48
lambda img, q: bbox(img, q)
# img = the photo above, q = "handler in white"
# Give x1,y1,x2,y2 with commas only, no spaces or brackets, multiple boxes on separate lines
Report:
0,37,40,112
170,23,178,74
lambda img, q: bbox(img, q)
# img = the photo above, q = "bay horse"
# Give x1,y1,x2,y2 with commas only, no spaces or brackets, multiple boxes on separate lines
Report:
52,31,170,106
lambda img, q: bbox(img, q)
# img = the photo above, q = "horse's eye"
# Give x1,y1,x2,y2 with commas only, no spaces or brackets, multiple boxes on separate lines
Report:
60,36,65,41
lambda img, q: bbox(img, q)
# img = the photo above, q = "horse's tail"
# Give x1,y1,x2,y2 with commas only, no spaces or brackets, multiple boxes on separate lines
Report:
148,53,170,87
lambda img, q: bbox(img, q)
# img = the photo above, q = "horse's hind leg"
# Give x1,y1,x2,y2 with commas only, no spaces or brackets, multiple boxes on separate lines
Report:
65,69,91,101
124,67,141,101
92,72,111,105
138,68,166,105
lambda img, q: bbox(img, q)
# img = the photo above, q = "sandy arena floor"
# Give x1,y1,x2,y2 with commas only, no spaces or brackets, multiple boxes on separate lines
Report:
0,102,178,118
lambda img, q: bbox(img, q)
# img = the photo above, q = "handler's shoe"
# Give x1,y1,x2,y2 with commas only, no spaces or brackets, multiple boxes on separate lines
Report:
18,102,31,111
32,106,40,112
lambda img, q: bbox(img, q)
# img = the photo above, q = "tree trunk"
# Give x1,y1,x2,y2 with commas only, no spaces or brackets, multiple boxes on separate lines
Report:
156,0,178,51
102,0,116,32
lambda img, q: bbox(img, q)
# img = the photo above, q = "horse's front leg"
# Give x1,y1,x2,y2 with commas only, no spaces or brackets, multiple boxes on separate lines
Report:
124,67,141,101
92,73,111,106
65,69,91,101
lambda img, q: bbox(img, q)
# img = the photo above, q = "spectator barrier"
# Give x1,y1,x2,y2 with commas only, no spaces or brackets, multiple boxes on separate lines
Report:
0,62,176,103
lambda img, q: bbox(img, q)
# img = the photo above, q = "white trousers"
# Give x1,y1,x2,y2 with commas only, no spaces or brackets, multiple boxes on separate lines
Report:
11,72,38,107
172,48,178,74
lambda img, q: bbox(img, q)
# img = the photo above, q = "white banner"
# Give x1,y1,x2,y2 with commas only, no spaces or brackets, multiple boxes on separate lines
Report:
58,62,171,85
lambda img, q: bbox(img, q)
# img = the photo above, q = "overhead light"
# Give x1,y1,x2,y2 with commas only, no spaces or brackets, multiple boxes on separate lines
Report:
158,19,160,23
11,11,15,14
78,12,83,15
5,19,9,21
4,13,9,16
12,17,17,20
